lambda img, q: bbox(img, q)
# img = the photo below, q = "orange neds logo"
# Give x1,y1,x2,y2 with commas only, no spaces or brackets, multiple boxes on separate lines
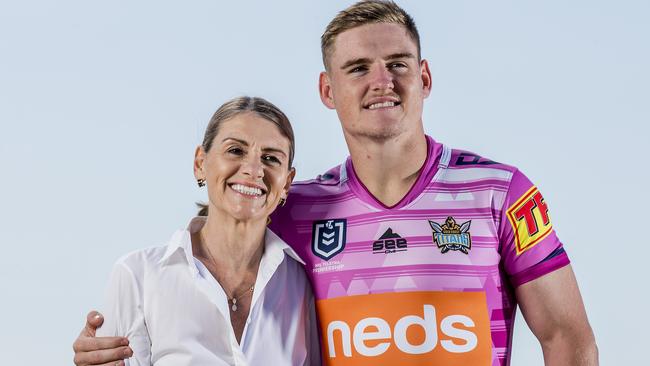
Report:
316,291,492,366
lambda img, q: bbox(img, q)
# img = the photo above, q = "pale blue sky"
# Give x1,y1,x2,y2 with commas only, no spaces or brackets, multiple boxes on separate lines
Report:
1,1,648,364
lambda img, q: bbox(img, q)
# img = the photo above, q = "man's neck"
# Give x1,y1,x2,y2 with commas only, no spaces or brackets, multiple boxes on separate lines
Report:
346,128,428,207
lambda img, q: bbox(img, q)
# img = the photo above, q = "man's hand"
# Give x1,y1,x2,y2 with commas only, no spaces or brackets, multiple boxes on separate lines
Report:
72,311,133,366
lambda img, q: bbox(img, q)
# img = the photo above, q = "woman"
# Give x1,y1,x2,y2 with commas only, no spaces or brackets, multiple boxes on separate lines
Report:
95,97,319,365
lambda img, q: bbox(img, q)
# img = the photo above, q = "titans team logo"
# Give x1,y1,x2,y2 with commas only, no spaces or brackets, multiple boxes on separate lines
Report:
429,216,472,254
311,219,347,261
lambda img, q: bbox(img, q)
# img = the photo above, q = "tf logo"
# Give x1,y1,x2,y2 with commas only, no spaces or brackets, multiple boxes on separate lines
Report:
507,186,553,255
312,219,347,261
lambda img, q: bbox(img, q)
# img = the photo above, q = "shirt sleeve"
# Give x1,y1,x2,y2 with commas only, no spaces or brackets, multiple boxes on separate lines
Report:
304,280,322,366
96,261,152,366
498,169,570,287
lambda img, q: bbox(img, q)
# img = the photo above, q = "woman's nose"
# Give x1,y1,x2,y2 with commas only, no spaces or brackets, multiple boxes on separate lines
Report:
241,155,264,178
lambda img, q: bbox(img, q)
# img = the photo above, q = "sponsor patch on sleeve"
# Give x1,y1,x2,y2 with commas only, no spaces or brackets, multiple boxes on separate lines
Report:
506,186,553,255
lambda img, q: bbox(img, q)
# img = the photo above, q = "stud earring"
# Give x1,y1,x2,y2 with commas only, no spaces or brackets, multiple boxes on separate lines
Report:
197,179,206,187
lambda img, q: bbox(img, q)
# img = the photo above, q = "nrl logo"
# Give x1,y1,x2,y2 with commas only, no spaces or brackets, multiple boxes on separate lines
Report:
311,219,347,261
428,216,472,254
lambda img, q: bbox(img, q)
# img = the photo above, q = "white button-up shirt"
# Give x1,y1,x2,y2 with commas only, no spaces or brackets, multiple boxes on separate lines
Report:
97,217,320,365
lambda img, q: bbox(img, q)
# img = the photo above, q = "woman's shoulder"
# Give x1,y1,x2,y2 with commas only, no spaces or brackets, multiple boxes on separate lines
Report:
113,227,190,269
106,245,167,281
114,245,167,266
278,249,311,288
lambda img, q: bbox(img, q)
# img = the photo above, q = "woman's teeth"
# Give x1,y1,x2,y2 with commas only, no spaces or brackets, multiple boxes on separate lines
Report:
231,184,263,196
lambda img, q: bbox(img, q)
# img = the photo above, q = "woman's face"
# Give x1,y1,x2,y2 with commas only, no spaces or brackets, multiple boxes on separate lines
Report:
194,112,295,223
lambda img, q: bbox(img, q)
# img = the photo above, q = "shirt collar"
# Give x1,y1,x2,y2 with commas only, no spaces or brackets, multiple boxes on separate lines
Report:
264,228,305,265
158,216,204,269
158,216,304,268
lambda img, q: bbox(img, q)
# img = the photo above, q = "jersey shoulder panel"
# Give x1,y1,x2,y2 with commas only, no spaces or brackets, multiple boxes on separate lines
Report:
289,163,349,196
447,148,516,173
435,148,516,212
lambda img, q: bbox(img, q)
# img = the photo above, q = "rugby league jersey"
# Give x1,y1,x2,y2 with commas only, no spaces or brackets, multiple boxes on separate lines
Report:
269,135,570,366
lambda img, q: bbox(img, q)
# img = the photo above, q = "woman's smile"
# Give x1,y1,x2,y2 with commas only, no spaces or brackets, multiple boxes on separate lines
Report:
228,183,266,198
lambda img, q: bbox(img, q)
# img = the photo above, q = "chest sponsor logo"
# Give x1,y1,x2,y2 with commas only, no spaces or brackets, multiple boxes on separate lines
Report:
317,291,491,366
372,228,408,254
312,219,347,261
507,186,553,255
428,217,472,254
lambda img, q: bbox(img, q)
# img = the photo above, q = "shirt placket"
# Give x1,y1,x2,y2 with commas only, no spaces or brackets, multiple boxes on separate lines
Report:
192,260,249,365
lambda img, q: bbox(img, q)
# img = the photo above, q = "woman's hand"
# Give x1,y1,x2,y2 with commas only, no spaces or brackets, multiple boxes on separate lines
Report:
72,311,133,366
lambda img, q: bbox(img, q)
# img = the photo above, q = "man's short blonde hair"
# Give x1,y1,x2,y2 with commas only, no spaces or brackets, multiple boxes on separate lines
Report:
321,0,421,69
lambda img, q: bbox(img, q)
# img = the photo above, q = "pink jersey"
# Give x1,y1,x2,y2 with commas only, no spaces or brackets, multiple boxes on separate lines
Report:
269,136,569,366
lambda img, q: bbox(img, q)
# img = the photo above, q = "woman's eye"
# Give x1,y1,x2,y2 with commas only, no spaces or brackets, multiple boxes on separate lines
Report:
227,147,244,155
262,155,281,164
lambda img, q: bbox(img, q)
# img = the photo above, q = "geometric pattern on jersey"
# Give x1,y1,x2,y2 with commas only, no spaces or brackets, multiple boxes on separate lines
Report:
270,135,570,366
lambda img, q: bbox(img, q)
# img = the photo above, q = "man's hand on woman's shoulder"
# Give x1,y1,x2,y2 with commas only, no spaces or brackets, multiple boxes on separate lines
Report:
72,311,133,366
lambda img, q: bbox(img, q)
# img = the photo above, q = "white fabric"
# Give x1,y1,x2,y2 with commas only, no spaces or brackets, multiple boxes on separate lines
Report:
97,217,320,366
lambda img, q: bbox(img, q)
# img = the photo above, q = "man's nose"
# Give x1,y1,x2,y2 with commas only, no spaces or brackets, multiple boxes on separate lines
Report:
370,65,395,91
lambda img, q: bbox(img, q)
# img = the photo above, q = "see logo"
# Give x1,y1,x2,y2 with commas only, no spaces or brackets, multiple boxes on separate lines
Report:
317,291,492,365
372,228,408,254
507,186,553,255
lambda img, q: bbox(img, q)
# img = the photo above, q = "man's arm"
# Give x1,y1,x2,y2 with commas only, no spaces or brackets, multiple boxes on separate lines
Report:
516,265,598,365
72,311,133,366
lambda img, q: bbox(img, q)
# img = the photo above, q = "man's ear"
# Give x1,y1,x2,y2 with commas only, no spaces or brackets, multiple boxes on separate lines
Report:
193,145,206,181
319,71,336,110
420,59,433,98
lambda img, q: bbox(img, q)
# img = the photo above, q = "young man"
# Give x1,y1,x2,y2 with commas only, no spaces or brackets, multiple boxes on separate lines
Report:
73,1,597,365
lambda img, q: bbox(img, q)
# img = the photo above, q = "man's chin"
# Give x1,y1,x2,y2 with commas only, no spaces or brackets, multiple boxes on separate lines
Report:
353,128,404,143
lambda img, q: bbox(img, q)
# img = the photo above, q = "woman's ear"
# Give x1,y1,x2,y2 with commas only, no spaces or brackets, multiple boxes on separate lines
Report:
194,145,206,181
283,167,296,198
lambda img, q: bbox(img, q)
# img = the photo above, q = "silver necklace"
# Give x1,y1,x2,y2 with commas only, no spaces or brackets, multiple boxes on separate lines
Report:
228,285,254,312
203,240,255,312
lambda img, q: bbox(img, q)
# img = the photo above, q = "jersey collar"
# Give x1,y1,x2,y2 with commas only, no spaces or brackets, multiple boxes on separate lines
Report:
344,135,443,210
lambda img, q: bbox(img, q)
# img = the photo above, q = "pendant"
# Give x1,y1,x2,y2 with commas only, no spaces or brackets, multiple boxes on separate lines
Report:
231,298,237,312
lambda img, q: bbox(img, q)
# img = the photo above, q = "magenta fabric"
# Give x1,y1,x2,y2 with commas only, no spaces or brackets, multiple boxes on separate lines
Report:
268,136,570,365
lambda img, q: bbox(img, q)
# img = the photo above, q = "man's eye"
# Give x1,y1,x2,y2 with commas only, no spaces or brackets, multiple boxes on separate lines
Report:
389,62,407,69
350,66,367,73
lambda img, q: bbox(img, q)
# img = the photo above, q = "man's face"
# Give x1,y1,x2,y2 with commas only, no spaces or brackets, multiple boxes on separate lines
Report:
319,23,431,142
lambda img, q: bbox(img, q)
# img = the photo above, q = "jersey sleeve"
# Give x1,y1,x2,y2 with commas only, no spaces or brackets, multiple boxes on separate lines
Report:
96,261,152,366
498,169,570,287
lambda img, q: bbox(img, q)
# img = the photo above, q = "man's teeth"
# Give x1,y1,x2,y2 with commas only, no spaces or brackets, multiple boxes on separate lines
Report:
231,184,263,196
368,101,396,110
